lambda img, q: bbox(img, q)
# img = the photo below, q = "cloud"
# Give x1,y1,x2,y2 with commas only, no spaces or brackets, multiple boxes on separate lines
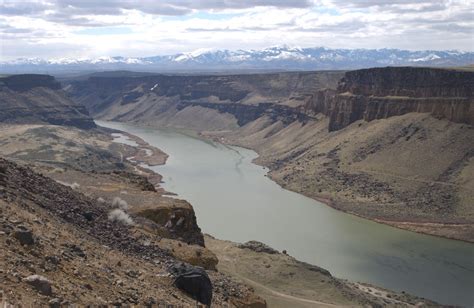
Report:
0,0,472,60
1,0,314,17
325,0,446,9
0,1,50,16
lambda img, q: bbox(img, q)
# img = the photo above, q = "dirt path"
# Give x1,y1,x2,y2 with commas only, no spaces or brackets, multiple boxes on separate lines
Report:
234,273,339,307
219,247,339,307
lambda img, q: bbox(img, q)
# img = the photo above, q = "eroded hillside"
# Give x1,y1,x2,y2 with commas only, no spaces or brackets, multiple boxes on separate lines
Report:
0,157,266,306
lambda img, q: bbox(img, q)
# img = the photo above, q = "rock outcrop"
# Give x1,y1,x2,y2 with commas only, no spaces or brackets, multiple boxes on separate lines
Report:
0,158,167,259
0,74,96,129
238,241,279,254
134,202,205,247
307,67,474,131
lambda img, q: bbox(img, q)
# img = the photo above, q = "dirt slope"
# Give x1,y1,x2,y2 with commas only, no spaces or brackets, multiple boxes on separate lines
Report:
205,235,439,307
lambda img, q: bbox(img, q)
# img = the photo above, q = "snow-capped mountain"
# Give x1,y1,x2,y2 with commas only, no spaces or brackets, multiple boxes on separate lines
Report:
1,46,472,74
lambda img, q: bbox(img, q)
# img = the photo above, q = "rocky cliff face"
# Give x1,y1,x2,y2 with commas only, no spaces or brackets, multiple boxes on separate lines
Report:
1,74,61,91
0,74,96,129
307,67,474,131
67,71,342,130
338,67,473,97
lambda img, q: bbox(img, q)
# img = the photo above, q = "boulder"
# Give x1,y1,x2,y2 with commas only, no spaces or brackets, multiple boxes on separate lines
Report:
49,298,61,308
169,263,212,305
13,228,35,245
23,275,52,296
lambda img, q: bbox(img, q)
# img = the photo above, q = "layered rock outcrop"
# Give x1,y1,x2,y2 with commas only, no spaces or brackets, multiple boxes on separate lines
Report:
0,74,96,129
176,101,310,126
66,71,342,130
307,67,474,131
338,67,473,97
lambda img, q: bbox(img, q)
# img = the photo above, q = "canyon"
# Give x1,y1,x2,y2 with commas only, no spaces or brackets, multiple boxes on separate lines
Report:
99,119,474,306
1,68,473,306
0,76,268,306
67,66,474,242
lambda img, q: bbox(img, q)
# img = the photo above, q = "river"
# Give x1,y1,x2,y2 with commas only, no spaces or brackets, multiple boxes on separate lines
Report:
98,120,474,307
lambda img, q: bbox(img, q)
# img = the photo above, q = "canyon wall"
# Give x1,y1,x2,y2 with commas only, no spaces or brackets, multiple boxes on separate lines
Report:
67,71,343,130
69,67,474,133
0,74,96,129
306,67,474,131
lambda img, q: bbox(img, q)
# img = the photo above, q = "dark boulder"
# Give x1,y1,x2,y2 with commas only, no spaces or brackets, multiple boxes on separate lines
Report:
82,211,94,221
13,228,35,245
238,241,279,254
23,275,53,296
169,263,212,306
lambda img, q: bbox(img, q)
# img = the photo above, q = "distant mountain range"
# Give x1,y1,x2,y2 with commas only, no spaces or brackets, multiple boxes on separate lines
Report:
1,46,473,74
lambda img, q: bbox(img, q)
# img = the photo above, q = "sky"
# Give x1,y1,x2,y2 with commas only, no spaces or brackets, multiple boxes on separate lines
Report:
0,0,473,60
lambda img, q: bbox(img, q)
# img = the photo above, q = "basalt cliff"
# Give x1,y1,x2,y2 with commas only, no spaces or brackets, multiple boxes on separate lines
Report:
306,67,474,131
0,74,96,129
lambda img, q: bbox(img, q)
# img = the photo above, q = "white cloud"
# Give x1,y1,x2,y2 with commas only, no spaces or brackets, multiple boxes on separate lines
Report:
0,0,472,60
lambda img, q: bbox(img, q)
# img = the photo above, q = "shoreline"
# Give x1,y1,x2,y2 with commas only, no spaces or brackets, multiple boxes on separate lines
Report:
104,120,473,244
307,187,474,244
205,131,474,244
269,175,474,244
265,160,474,244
